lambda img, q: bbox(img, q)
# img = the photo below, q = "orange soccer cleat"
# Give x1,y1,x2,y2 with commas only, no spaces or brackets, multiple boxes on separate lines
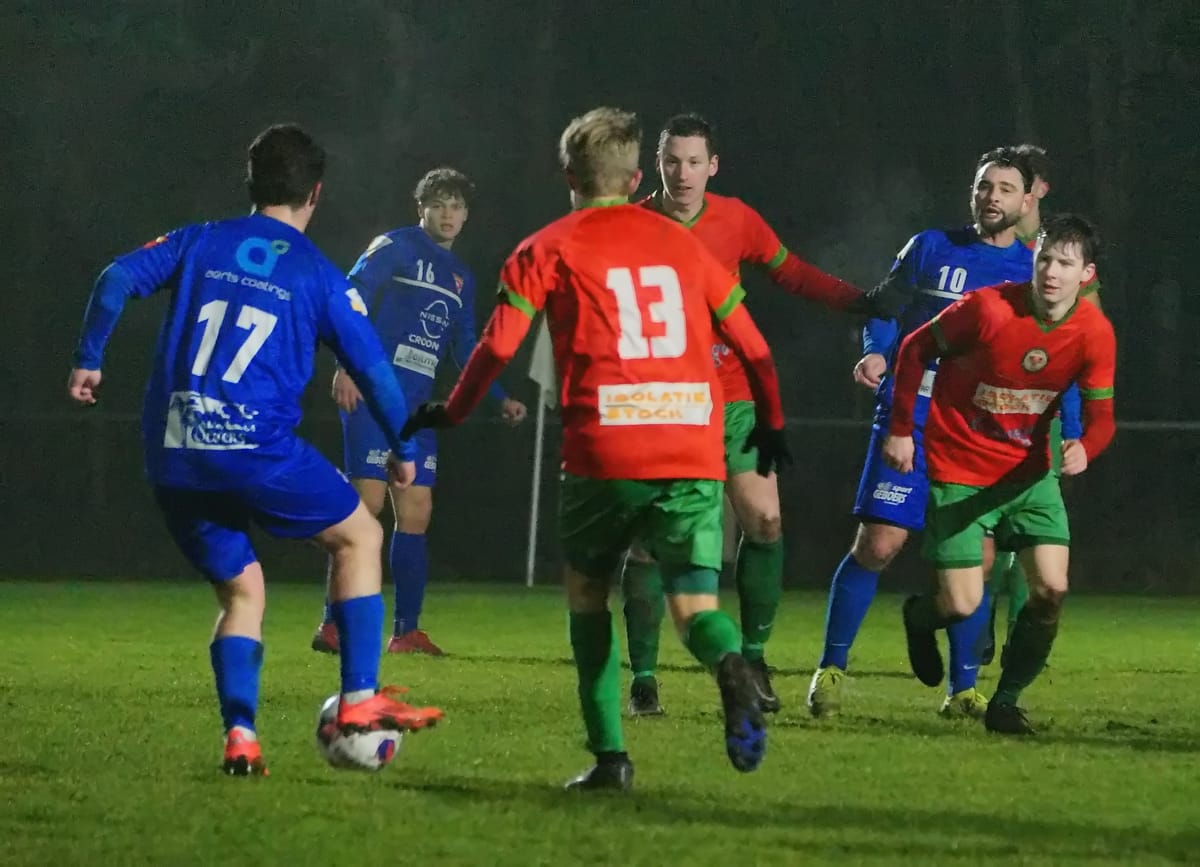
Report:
386,629,445,656
222,729,269,777
335,686,444,734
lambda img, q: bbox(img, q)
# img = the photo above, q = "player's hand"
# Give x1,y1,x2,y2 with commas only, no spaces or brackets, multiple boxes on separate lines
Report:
1061,439,1089,476
882,434,915,473
744,425,792,477
401,401,453,439
387,456,417,490
499,398,528,426
853,353,887,390
331,369,363,413
68,368,102,405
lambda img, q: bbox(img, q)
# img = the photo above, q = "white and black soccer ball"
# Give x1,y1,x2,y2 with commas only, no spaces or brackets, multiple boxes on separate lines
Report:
315,694,401,771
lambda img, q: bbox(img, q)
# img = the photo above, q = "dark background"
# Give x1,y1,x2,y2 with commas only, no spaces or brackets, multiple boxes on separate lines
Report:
3,1,1197,589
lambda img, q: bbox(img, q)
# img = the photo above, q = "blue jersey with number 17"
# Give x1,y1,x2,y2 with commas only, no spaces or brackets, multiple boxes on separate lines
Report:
864,225,1033,426
73,212,414,489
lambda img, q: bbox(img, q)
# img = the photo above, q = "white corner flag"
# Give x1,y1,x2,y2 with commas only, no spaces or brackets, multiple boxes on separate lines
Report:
525,317,557,588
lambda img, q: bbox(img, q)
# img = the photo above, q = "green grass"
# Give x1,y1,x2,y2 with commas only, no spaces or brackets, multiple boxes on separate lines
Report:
1,582,1198,866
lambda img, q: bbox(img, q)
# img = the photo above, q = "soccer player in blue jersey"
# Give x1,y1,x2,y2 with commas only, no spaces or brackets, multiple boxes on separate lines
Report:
67,124,443,776
806,147,1036,720
310,168,526,657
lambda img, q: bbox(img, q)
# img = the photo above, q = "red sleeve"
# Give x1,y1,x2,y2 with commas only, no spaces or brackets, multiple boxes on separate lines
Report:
714,305,784,429
1077,315,1117,461
737,199,786,267
769,252,865,311
888,292,988,436
443,240,550,423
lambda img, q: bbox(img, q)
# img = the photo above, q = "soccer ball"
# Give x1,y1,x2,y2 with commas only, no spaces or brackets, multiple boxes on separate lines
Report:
314,694,401,771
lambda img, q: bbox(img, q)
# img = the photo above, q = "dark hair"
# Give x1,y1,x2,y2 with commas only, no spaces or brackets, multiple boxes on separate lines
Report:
414,167,474,206
246,124,326,208
657,113,718,157
975,146,1034,192
1013,143,1051,185
1037,213,1100,264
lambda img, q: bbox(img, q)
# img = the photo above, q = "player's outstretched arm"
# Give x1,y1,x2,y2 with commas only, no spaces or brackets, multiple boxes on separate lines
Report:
442,301,532,425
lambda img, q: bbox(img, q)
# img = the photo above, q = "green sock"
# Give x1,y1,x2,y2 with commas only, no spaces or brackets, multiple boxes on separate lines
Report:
682,609,742,669
1006,558,1030,637
993,602,1059,705
568,610,624,753
620,559,664,679
735,538,784,662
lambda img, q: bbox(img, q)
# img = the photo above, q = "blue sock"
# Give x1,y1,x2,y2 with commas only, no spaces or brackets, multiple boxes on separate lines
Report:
819,555,879,670
209,636,263,732
330,594,384,694
391,531,428,636
947,584,991,694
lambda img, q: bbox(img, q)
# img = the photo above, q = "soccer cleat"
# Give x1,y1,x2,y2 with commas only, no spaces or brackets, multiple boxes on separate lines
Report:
806,665,846,718
387,629,445,656
716,653,767,773
222,729,269,777
628,676,664,717
336,685,444,734
902,596,944,687
939,688,990,720
751,658,782,714
564,753,634,792
310,621,340,655
984,700,1036,735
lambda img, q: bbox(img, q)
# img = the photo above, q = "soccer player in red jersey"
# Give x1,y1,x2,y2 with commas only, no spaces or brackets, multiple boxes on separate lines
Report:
621,113,868,717
404,107,791,789
883,215,1116,735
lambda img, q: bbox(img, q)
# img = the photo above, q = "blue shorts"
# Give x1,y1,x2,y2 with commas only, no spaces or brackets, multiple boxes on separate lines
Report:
851,422,928,531
340,402,437,487
154,439,360,583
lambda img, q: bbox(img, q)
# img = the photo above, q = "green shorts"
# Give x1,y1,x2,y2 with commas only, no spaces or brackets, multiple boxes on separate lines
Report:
559,473,724,580
724,400,758,477
1049,415,1063,477
923,473,1070,569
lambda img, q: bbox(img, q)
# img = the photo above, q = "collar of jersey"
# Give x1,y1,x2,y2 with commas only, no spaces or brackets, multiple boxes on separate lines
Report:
578,196,628,209
652,191,707,228
1027,283,1080,332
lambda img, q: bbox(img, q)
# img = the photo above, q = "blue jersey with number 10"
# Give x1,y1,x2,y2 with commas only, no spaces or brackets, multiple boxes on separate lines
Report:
73,212,414,489
864,226,1034,427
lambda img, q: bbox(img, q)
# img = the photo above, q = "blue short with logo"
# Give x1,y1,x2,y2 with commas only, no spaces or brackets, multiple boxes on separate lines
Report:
852,416,929,531
153,438,360,583
341,401,438,486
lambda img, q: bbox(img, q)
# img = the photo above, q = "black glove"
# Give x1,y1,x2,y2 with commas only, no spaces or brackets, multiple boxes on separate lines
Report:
400,401,452,439
743,425,792,477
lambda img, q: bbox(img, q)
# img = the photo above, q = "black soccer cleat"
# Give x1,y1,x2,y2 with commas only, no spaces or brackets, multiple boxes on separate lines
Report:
628,676,664,717
984,700,1036,736
751,658,782,714
716,653,767,773
902,595,945,687
564,753,634,792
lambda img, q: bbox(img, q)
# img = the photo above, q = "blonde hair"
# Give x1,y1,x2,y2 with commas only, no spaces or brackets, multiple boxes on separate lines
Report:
558,107,641,198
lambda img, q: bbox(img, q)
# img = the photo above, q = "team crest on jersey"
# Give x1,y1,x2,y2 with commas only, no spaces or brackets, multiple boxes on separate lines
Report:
452,273,464,294
1021,348,1049,373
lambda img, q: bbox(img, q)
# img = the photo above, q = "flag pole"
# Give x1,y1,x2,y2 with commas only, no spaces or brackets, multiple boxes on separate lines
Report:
525,392,547,588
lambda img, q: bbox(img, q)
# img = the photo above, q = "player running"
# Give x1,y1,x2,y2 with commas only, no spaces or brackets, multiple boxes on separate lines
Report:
404,107,791,791
807,147,1036,720
67,124,443,776
310,169,526,658
982,143,1103,668
886,214,1116,734
622,113,868,717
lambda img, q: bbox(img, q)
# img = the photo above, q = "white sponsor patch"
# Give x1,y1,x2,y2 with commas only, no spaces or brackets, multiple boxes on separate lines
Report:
872,481,914,505
918,368,937,397
423,454,438,471
972,383,1057,415
597,381,713,426
366,448,389,467
163,391,259,451
393,344,438,378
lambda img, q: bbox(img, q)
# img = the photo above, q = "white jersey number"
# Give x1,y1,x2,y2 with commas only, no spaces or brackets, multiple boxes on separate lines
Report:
605,266,686,360
190,300,279,384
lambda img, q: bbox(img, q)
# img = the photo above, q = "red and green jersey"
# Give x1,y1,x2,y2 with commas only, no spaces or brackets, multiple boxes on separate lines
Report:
443,199,785,481
889,281,1116,486
639,191,862,401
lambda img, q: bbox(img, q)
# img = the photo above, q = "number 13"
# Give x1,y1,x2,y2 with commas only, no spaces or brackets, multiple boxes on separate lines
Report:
605,266,686,359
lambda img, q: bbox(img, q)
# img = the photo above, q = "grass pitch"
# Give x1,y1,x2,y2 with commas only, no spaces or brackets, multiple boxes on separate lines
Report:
1,581,1197,866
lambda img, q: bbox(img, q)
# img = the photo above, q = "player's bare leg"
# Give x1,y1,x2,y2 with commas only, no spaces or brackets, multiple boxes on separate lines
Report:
318,502,444,736
721,494,740,580
620,542,666,716
986,545,1069,736
386,484,442,655
727,469,783,712
212,562,269,776
312,478,388,654
808,521,909,717
564,565,635,792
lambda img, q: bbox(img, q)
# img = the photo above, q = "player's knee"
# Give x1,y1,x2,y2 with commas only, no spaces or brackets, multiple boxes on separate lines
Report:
939,583,983,620
743,510,782,544
1029,583,1067,619
565,567,610,613
851,524,906,571
215,565,266,616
